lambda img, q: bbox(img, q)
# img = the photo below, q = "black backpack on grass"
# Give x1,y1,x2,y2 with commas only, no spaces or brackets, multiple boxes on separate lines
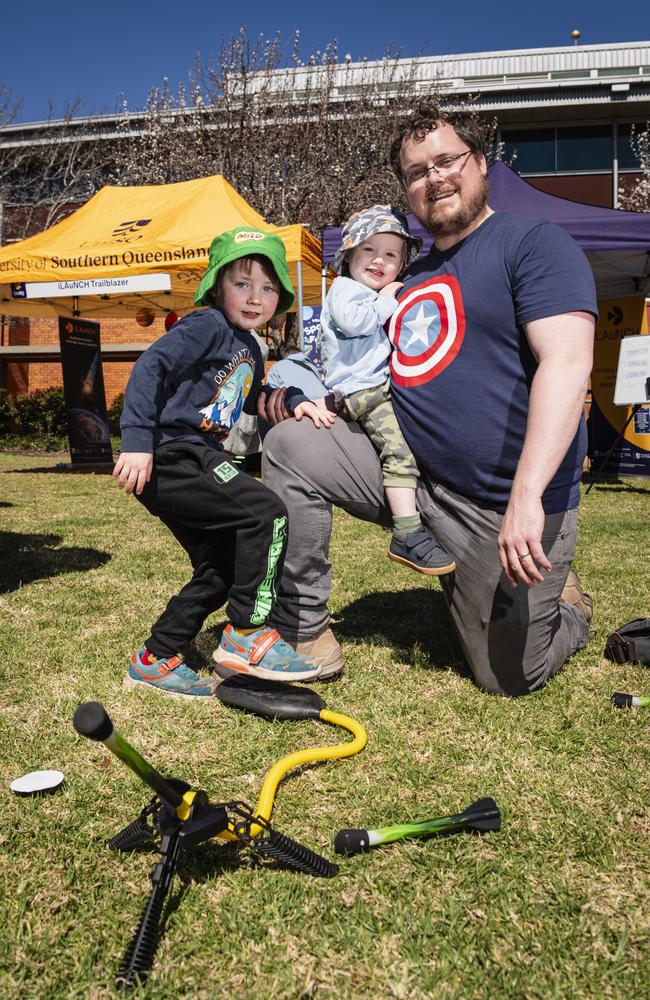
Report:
604,619,650,665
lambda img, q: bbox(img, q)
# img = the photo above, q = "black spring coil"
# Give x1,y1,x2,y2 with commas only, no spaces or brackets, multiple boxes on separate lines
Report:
116,887,165,989
255,829,339,878
108,816,156,852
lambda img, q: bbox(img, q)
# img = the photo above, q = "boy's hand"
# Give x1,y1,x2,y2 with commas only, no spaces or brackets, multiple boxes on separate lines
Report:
257,386,291,426
293,400,336,429
378,281,404,298
113,452,153,495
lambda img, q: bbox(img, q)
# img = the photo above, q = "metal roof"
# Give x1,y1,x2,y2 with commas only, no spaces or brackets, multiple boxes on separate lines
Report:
1,40,648,143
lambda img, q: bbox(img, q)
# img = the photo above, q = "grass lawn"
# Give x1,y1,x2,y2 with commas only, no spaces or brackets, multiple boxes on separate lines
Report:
1,452,648,999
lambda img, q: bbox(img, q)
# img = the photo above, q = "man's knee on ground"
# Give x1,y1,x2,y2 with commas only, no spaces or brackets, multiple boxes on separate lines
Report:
476,672,539,698
473,625,544,698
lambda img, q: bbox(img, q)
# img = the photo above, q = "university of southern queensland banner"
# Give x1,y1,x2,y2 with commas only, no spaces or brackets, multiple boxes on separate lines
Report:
0,176,323,319
58,318,113,465
589,297,650,477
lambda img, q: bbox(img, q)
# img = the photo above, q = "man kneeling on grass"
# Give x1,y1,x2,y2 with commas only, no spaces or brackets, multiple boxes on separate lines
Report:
113,228,335,699
259,105,596,696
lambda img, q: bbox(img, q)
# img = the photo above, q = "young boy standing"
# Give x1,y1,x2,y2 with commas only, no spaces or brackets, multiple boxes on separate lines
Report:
114,228,333,698
320,205,455,574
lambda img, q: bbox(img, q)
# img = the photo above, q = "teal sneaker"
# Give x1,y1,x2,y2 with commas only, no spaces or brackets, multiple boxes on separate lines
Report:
125,650,216,700
212,624,320,682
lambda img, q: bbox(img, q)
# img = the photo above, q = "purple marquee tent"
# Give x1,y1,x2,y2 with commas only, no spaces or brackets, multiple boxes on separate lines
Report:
321,162,650,299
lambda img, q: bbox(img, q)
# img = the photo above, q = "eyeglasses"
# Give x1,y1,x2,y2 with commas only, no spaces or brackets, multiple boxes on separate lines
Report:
402,150,473,188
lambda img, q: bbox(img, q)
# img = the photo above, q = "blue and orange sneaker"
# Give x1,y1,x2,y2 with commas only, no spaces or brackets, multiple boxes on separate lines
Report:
212,624,320,682
125,649,216,699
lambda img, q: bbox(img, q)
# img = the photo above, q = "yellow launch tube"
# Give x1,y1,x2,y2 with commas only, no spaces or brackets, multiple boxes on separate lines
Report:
218,709,367,841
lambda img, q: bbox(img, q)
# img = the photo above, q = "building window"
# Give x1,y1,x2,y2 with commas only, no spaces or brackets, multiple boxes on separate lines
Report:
502,128,555,173
556,125,612,171
597,66,639,77
502,125,616,175
617,123,645,170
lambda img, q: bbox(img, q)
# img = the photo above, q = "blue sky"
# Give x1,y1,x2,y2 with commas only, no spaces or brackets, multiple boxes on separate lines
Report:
5,1,649,123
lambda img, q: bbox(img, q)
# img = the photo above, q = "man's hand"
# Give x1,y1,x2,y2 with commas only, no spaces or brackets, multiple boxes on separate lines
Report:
499,310,594,588
498,489,551,587
257,387,291,426
293,400,336,429
113,452,153,496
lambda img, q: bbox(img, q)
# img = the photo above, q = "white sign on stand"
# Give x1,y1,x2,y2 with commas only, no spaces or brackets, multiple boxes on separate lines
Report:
613,334,650,406
11,273,171,300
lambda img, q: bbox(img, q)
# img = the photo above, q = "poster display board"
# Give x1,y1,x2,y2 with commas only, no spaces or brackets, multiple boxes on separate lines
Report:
613,335,650,407
301,306,323,371
58,318,113,465
589,298,649,477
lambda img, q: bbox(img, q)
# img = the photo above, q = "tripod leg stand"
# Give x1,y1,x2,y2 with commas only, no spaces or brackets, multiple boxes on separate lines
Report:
117,829,182,989
586,404,640,494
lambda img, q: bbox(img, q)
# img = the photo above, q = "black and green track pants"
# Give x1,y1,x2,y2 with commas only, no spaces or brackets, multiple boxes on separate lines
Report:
137,441,288,657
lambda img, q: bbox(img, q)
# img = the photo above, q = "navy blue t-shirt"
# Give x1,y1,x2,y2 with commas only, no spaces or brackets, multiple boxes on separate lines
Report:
387,212,597,514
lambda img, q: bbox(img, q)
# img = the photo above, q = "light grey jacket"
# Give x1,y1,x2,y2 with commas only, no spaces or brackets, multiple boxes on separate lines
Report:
319,276,399,395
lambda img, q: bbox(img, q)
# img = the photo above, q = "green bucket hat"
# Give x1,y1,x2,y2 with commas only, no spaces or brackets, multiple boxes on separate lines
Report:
194,227,295,314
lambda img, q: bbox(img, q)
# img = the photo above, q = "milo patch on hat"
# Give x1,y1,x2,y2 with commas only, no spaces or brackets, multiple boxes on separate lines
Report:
194,225,295,313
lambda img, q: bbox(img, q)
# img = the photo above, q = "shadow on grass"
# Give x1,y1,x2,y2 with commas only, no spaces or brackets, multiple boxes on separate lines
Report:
0,530,110,592
0,501,13,508
334,588,469,676
585,482,649,495
10,463,114,475
581,473,649,495
191,589,467,677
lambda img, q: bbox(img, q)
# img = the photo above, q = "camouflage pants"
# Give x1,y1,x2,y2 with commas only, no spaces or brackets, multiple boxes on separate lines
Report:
344,377,419,489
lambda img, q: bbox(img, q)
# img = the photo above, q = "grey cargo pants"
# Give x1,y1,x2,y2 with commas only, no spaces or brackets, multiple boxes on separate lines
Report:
262,417,589,697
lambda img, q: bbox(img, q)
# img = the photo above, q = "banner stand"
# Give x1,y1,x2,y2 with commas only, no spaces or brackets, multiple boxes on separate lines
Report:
589,299,650,480
586,403,645,492
587,331,650,489
58,317,113,468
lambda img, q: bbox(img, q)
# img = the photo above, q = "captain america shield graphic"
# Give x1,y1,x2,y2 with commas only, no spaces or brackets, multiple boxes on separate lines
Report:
388,275,465,387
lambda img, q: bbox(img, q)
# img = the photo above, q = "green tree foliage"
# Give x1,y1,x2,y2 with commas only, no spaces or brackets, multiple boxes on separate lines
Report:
6,387,68,436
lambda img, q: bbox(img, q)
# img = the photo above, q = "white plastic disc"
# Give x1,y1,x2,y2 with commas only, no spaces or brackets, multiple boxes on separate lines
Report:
10,769,65,796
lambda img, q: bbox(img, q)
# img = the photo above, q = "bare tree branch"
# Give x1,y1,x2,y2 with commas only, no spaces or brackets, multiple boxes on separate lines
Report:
1,31,481,241
618,123,650,212
0,100,107,239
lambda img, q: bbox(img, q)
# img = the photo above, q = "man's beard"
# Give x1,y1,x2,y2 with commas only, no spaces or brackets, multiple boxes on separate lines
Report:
421,173,489,238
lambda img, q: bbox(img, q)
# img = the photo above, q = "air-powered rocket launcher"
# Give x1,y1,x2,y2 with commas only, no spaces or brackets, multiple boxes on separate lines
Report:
73,677,367,990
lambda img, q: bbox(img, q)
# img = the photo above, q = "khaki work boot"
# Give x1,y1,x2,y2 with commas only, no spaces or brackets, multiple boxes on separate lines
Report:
294,628,345,681
560,569,593,623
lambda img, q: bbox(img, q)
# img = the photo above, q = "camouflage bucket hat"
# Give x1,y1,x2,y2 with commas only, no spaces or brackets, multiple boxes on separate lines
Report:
194,227,295,314
333,204,422,274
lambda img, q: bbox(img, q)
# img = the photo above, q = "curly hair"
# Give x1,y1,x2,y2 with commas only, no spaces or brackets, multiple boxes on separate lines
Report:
389,104,487,184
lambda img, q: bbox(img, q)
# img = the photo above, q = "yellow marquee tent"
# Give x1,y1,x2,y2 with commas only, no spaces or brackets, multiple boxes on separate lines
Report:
0,175,323,322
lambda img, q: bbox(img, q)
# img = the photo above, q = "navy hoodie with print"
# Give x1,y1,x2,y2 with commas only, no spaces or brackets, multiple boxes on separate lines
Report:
120,308,304,453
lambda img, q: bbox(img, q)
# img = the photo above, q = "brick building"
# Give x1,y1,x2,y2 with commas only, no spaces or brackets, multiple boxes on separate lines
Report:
1,38,649,403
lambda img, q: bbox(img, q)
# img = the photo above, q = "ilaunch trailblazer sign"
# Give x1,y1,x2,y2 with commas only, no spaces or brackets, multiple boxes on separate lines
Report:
10,273,171,299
